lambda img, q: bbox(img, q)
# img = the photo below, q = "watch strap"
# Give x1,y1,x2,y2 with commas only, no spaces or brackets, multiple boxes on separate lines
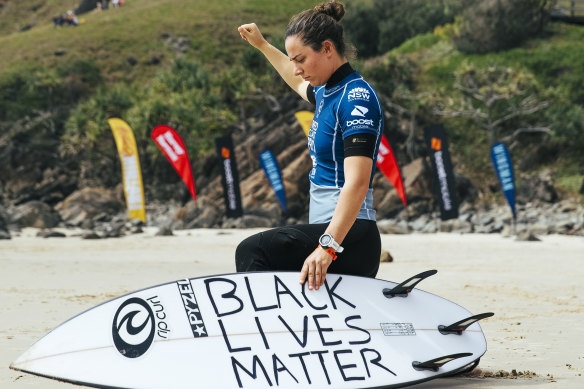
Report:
318,244,337,261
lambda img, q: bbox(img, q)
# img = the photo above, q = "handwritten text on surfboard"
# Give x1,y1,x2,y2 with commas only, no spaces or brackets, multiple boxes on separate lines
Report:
202,275,396,387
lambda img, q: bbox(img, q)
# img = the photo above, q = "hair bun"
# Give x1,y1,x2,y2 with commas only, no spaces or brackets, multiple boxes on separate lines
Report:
314,1,345,22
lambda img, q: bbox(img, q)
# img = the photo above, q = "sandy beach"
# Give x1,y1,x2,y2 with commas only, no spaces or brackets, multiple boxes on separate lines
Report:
1,228,583,388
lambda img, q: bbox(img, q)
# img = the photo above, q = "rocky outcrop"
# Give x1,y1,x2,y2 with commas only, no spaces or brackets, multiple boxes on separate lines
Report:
378,199,584,236
1,93,582,239
55,186,124,227
11,201,60,228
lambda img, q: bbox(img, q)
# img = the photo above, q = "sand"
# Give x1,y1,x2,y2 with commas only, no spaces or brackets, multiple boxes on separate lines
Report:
1,228,583,388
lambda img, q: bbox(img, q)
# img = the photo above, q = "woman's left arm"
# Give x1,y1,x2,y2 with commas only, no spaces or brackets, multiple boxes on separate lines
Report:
299,156,373,290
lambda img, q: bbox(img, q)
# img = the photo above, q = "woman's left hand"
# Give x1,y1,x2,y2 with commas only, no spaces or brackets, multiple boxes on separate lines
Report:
299,247,334,291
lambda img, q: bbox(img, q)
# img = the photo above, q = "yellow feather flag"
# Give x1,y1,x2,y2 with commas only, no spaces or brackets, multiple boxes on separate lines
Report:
107,118,146,222
294,110,314,137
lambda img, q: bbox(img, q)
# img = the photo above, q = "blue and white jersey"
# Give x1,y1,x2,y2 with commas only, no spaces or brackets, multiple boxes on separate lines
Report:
307,64,383,224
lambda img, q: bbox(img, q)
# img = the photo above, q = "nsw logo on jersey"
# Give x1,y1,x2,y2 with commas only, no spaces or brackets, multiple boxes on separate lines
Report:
351,105,369,117
347,87,370,102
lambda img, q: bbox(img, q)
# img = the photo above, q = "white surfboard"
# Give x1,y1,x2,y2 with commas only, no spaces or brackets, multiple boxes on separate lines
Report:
11,271,491,389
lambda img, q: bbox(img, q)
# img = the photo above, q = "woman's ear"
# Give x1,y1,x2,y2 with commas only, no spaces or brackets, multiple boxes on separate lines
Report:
322,40,334,55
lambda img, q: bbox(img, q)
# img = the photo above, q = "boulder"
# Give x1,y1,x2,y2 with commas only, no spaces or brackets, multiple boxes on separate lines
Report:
516,170,558,204
11,201,60,228
56,187,124,226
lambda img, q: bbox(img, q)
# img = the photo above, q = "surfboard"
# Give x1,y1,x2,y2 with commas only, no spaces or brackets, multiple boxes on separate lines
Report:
11,271,492,389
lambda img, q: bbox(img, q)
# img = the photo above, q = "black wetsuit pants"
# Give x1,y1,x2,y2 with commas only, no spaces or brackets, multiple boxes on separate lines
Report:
235,219,381,278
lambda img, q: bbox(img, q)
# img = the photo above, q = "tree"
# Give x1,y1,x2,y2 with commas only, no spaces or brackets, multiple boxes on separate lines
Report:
433,62,551,147
453,0,551,54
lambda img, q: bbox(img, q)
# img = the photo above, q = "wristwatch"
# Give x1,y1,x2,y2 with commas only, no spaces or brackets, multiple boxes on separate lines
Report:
318,233,344,253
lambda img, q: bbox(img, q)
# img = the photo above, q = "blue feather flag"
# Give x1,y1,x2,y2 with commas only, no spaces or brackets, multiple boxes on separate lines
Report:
490,142,516,219
259,150,287,213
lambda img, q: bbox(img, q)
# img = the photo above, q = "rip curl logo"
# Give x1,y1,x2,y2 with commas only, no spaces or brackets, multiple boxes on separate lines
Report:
347,87,370,102
112,297,155,358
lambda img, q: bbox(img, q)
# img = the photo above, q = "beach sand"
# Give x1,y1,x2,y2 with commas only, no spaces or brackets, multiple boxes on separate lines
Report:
1,228,582,388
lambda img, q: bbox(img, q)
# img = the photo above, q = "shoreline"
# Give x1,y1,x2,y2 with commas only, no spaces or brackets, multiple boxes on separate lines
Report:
1,230,582,388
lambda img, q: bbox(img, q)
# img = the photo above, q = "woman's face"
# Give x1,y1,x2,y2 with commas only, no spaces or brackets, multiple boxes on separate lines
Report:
285,35,333,87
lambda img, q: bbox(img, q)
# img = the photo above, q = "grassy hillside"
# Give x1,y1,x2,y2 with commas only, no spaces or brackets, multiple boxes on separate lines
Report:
0,0,315,83
1,0,582,202
360,21,584,198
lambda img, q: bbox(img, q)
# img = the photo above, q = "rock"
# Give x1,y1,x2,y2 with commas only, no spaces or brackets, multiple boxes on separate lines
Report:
37,230,66,238
0,206,9,232
56,187,123,227
82,232,101,240
380,250,394,263
440,219,473,234
12,201,60,228
221,215,273,229
103,222,126,238
181,199,222,229
410,215,431,232
155,225,174,236
377,219,410,234
420,220,439,233
515,231,541,242
516,170,558,204
0,230,11,239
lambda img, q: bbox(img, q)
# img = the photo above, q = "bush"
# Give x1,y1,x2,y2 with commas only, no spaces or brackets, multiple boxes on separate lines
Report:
344,0,463,57
453,0,551,54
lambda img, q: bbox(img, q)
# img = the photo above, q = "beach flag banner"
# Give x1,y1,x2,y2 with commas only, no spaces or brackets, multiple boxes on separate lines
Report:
151,125,196,201
424,124,459,221
215,135,243,218
259,150,287,213
491,142,517,219
377,135,407,206
107,118,146,222
294,110,314,137
295,110,407,207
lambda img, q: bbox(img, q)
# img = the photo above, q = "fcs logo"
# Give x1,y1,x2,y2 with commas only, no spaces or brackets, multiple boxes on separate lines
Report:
351,105,369,117
347,87,370,102
112,297,155,358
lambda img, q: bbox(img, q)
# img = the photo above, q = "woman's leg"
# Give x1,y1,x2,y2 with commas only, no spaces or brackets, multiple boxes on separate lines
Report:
235,224,327,272
235,220,380,278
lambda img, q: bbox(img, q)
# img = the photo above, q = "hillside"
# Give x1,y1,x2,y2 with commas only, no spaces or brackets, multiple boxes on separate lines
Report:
0,0,583,236
0,0,313,81
363,21,584,199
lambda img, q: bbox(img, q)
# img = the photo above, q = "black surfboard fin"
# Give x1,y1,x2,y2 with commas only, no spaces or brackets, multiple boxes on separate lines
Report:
412,352,473,372
438,312,495,335
383,270,437,298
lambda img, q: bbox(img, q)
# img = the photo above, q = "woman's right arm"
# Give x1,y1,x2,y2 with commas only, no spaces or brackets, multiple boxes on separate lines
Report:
238,23,310,102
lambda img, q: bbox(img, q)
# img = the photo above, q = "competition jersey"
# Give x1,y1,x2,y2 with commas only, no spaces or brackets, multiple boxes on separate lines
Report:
307,63,383,224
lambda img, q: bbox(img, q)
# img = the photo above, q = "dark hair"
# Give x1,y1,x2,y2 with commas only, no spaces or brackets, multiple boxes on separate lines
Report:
285,1,349,57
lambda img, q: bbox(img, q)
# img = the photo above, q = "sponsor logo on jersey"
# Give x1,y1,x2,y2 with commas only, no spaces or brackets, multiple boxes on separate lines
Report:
112,297,156,358
351,105,369,117
347,87,370,102
347,118,375,127
316,99,324,118
177,279,208,338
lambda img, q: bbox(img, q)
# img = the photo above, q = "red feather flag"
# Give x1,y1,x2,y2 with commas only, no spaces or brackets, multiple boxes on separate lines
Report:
151,125,196,201
377,135,407,206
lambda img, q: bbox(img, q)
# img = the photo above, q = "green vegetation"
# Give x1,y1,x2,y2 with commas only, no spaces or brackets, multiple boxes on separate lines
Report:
0,0,582,199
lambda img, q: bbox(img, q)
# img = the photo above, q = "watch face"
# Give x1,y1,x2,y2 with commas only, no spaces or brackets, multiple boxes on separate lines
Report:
320,234,332,246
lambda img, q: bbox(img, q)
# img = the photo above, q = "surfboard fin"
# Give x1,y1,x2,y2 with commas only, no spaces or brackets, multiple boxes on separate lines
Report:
438,312,495,335
383,270,437,298
412,352,473,372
